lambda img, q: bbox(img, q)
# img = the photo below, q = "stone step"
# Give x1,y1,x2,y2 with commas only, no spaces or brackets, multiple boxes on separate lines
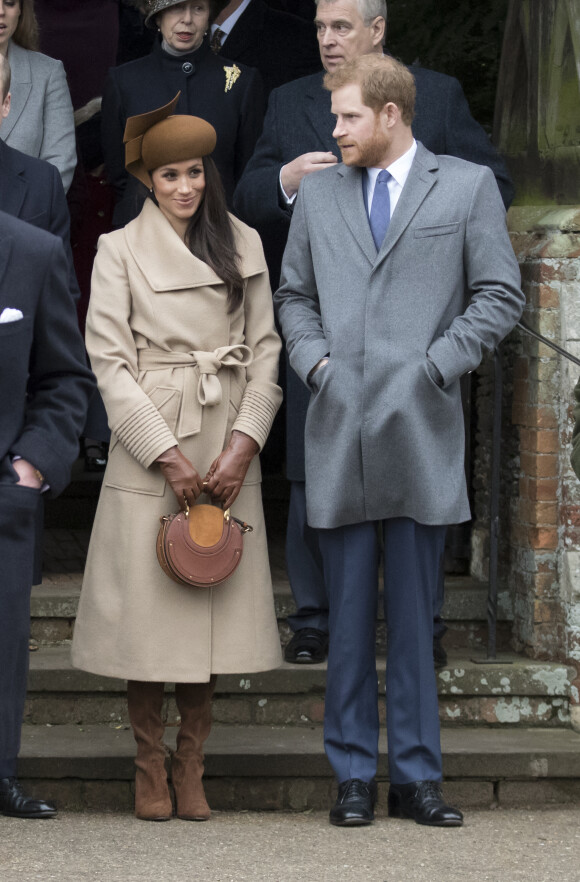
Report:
31,572,513,652
25,647,574,728
17,723,580,812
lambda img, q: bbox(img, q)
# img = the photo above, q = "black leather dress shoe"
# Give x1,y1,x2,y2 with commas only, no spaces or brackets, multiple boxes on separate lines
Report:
433,636,448,669
388,780,463,827
284,628,328,664
0,778,57,819
329,778,377,826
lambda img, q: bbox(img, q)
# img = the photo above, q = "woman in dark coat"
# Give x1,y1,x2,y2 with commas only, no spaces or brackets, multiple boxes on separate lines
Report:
102,0,264,227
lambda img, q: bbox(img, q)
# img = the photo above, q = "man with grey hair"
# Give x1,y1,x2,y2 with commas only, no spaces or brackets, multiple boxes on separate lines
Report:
234,0,514,667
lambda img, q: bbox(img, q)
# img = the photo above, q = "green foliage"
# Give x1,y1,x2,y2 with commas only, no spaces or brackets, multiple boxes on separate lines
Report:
387,0,509,131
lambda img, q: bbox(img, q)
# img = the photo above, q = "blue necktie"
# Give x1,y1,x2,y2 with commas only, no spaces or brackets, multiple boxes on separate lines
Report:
369,170,391,251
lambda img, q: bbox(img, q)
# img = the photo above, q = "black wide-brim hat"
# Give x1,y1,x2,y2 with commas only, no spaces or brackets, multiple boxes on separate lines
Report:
144,0,230,28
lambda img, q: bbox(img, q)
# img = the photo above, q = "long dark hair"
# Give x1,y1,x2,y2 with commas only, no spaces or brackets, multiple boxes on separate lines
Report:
12,0,39,51
185,157,244,313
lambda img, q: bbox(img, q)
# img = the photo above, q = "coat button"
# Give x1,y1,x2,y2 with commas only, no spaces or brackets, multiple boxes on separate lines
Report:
182,61,193,74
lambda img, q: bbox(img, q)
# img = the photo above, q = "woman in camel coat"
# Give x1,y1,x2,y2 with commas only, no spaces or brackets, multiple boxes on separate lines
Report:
72,98,282,822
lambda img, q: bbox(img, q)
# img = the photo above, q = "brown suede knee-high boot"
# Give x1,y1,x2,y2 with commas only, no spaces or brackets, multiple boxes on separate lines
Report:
172,676,217,821
127,680,173,821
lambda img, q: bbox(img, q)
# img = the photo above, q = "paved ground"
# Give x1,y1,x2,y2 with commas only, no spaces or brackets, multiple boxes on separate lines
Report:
1,808,579,882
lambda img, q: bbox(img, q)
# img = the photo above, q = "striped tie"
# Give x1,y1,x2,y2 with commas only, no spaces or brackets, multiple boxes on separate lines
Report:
210,27,225,53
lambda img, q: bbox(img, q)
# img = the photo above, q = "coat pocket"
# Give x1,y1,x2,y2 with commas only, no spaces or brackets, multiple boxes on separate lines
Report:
414,222,460,238
309,359,331,394
104,385,181,496
0,315,31,337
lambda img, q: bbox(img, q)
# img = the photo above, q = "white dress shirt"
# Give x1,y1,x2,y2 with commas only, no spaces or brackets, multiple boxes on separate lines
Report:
365,139,417,220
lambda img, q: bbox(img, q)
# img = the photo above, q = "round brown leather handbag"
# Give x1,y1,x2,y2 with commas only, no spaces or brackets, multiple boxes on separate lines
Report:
156,500,253,588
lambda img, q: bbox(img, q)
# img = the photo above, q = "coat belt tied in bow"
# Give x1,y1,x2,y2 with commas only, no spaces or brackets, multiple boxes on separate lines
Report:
137,344,253,438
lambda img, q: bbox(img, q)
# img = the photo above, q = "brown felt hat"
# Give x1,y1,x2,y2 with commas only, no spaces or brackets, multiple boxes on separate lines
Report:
124,93,217,188
143,0,230,28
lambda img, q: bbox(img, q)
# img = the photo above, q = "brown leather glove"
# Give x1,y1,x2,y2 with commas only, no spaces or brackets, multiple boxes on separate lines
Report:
203,430,259,510
156,446,203,511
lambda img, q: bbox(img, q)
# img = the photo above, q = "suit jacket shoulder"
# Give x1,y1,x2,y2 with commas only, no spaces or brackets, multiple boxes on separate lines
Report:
2,43,76,192
0,140,79,299
8,41,65,80
410,64,514,207
109,42,259,95
269,70,325,103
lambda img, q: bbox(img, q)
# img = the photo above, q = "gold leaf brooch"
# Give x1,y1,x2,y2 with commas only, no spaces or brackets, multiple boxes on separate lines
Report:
224,64,241,93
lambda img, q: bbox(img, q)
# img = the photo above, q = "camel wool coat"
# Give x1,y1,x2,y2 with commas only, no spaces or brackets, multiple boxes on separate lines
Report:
72,199,283,682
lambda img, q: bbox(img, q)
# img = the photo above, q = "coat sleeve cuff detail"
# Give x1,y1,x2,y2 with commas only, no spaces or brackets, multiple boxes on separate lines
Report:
232,383,283,451
113,401,177,468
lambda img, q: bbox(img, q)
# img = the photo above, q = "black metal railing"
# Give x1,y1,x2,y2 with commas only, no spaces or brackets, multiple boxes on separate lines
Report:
480,321,580,662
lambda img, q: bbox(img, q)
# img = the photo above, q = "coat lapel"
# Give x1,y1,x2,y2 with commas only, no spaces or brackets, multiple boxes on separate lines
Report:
125,200,223,291
0,141,26,218
374,142,439,267
303,75,338,155
0,233,14,291
124,200,265,290
1,43,32,141
335,165,376,265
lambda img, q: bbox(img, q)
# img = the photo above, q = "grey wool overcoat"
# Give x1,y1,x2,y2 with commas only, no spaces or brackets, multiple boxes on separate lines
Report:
72,200,283,682
274,143,525,530
2,42,76,192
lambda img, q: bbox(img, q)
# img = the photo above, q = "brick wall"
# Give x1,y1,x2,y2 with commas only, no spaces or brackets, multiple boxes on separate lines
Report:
505,207,580,724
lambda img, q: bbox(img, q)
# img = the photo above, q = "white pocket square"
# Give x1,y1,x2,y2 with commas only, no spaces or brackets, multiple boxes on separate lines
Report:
0,308,24,323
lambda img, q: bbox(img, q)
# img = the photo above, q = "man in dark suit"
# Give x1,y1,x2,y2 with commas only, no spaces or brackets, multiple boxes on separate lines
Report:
0,43,93,821
0,53,84,583
0,209,94,818
234,0,514,665
210,0,321,96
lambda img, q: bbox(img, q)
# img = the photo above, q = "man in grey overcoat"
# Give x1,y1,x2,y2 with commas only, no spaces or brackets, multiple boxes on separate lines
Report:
274,54,525,829
234,0,514,667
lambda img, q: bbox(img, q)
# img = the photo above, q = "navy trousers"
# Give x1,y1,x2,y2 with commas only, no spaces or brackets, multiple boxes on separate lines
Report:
318,517,446,785
287,481,447,640
0,485,39,777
